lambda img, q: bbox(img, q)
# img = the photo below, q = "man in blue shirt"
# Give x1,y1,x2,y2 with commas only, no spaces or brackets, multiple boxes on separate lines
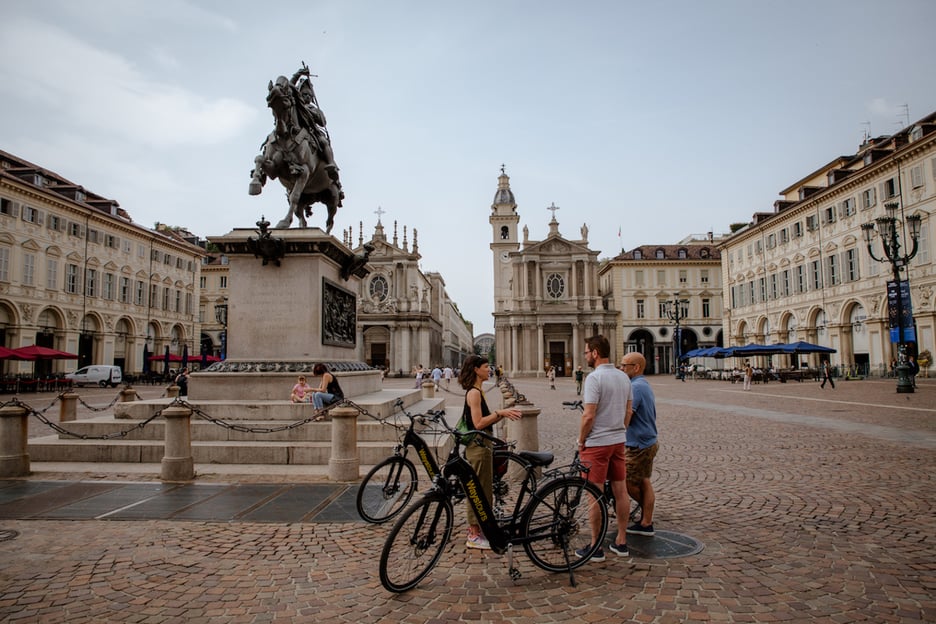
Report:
620,352,658,536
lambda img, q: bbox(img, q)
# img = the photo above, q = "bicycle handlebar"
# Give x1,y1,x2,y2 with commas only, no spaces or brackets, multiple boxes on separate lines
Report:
392,398,446,426
562,400,583,410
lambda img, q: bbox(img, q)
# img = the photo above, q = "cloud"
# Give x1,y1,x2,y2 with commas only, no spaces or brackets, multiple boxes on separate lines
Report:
0,17,254,148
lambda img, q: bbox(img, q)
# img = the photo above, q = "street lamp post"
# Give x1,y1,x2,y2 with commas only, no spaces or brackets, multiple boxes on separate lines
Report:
665,294,690,379
861,202,921,393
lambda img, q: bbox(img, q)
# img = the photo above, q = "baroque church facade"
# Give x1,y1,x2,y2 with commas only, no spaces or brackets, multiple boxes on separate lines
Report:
346,218,475,375
490,169,617,377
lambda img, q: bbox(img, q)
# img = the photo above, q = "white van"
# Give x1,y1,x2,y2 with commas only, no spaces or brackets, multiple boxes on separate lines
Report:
66,365,123,388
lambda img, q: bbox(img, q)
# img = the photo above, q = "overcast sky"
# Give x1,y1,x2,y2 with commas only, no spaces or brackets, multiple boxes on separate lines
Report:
2,0,935,335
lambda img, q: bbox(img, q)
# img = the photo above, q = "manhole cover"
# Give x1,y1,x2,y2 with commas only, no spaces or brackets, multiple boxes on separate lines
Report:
0,529,19,543
626,530,703,559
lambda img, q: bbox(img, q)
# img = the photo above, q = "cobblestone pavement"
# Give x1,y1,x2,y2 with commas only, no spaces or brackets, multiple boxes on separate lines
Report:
1,375,934,623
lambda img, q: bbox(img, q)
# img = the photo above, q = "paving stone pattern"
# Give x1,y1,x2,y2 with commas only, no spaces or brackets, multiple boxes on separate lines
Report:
1,375,934,622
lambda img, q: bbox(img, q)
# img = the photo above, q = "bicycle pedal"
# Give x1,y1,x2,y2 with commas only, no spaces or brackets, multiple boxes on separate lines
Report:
509,567,522,581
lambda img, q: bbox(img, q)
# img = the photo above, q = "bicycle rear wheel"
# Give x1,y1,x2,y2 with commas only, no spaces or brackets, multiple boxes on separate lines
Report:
492,450,531,520
379,493,454,592
521,477,607,573
357,456,418,523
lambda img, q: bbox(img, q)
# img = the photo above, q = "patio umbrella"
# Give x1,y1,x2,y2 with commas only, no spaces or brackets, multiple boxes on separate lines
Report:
150,353,183,362
163,345,171,377
731,343,785,356
0,346,33,360
779,341,836,354
10,345,79,359
181,343,189,369
142,344,150,375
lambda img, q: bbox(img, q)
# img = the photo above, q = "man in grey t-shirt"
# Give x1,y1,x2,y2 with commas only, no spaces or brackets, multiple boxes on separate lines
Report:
578,335,633,560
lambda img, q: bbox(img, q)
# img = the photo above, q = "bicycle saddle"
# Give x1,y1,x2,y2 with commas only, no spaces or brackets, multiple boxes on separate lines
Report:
518,450,554,467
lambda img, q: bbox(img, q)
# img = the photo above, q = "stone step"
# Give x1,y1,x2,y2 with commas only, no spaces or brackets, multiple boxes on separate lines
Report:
30,391,455,467
27,436,451,466
112,390,441,422
46,415,454,443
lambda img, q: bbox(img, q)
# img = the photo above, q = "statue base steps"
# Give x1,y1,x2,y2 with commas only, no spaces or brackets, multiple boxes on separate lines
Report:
28,391,455,468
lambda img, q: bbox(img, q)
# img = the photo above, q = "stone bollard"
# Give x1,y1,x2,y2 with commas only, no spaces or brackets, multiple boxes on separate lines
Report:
506,404,541,455
59,391,79,422
166,384,180,398
0,403,30,477
328,406,360,481
161,404,195,482
119,385,137,403
421,380,435,399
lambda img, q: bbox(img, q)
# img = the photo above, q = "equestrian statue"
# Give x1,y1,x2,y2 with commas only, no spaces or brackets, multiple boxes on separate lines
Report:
248,62,344,232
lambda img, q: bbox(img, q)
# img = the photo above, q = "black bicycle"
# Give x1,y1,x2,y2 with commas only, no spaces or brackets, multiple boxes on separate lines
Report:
562,400,642,524
356,398,531,523
378,418,607,592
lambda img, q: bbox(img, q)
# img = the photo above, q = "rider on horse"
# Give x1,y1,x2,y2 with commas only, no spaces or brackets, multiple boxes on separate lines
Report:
289,64,340,183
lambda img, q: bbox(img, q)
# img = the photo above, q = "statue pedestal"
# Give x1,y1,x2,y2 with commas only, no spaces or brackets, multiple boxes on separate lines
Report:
194,226,380,400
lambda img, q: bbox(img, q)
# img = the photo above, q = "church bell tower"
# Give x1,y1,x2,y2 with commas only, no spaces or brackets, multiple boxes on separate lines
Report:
490,166,520,313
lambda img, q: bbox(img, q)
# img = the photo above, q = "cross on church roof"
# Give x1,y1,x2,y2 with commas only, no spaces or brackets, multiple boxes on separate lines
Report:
547,202,560,220
374,206,386,224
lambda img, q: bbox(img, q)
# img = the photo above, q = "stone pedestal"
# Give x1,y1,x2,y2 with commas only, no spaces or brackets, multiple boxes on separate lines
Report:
507,405,541,454
328,406,359,481
0,404,30,477
161,405,195,481
194,227,380,401
59,391,78,422
120,386,137,403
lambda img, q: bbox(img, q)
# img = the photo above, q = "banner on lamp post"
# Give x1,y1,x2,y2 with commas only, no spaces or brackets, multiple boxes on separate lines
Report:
886,280,915,343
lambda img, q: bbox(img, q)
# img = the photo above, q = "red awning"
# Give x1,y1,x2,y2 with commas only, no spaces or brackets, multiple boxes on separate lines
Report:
9,345,79,359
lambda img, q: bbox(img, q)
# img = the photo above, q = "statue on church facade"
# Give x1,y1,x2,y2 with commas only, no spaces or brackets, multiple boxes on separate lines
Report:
248,62,344,233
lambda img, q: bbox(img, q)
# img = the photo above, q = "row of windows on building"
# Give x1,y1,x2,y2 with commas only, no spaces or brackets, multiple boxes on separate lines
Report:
729,249,864,309
198,275,227,289
632,247,714,260
631,269,712,288
633,298,713,320
1,201,196,273
729,163,935,269
0,248,193,314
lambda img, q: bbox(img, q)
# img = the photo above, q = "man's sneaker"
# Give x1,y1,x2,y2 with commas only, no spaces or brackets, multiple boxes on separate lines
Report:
466,533,491,550
575,546,605,562
626,523,655,536
608,542,630,557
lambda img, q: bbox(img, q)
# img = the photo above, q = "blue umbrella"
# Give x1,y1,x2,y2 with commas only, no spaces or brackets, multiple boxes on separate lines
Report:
778,341,836,355
732,343,785,356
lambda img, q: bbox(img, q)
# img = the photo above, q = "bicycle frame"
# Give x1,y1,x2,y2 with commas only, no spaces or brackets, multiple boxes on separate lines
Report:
398,421,441,479
436,431,542,555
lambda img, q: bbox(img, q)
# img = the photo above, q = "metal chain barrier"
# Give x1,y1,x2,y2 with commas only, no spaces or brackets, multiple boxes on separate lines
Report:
76,392,124,413
1,396,167,440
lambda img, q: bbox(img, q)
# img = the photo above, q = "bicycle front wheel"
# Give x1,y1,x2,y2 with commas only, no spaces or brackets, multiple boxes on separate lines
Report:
356,456,418,523
379,493,454,593
521,476,607,573
492,451,531,520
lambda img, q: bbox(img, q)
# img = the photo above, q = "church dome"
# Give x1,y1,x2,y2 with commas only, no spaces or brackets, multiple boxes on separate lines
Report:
492,167,515,206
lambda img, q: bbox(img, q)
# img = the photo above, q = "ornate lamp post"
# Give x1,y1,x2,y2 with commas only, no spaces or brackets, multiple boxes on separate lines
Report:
214,299,228,361
861,202,922,393
664,294,690,378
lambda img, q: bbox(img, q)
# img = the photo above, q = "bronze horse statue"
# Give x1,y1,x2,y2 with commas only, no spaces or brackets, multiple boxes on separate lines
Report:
248,74,343,232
